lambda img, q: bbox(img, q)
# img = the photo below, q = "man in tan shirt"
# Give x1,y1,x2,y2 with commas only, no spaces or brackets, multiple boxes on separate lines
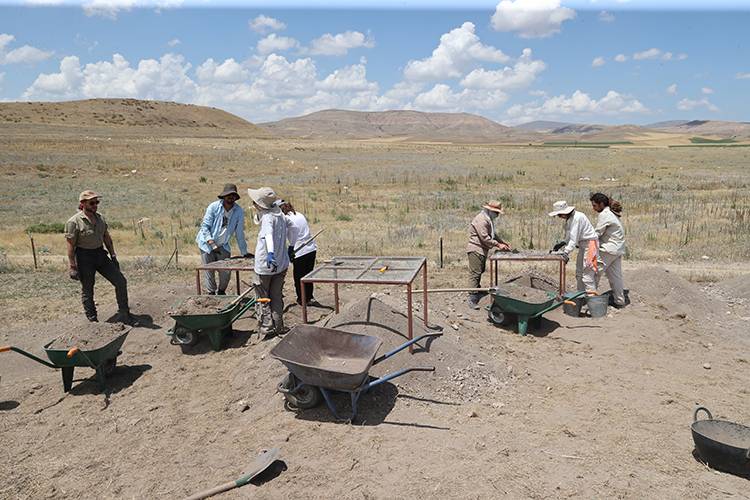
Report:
466,200,510,309
65,190,131,323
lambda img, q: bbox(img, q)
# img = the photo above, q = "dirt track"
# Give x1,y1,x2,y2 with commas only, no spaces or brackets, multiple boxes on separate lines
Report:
1,266,749,499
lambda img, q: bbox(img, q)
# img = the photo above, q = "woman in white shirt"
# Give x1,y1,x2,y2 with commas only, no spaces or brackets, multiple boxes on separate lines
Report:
248,187,292,337
548,200,601,293
280,200,320,307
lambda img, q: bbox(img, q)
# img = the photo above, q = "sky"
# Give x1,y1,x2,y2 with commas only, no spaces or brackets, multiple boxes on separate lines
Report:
1,0,749,125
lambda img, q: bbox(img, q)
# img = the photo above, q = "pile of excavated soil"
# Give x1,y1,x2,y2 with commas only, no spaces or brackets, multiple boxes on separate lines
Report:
495,282,554,303
322,296,510,404
169,295,233,315
504,268,560,293
716,274,750,301
627,267,720,320
47,322,129,350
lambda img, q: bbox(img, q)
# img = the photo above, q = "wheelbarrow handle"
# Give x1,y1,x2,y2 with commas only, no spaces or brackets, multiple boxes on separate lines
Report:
0,346,59,369
365,367,435,391
373,333,442,365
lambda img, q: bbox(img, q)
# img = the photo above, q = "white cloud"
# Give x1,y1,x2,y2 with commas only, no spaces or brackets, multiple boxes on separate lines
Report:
404,22,509,81
667,83,677,95
505,89,648,123
598,10,615,22
307,31,374,56
256,34,299,55
82,0,183,19
460,48,545,91
677,97,718,112
167,38,180,47
24,53,197,101
249,15,286,34
614,54,627,63
316,63,378,92
412,84,509,112
661,52,673,61
677,53,688,60
196,58,248,84
701,87,714,95
491,0,576,38
0,72,4,92
591,56,605,67
737,72,750,80
633,48,661,60
0,33,53,65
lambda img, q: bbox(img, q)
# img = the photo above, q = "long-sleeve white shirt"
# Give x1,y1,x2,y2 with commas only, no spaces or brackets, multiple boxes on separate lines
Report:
254,208,293,275
285,212,317,259
595,207,626,256
562,210,598,255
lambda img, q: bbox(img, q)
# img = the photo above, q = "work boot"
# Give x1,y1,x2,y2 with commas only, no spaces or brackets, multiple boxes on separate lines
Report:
467,294,480,310
217,290,226,295
114,310,135,325
87,315,98,322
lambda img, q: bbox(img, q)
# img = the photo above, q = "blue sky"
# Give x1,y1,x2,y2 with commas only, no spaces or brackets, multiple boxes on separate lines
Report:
1,1,749,125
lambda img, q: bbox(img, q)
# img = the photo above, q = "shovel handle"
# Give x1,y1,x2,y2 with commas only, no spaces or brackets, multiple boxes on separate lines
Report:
66,347,80,359
563,300,576,306
0,346,10,353
257,298,271,304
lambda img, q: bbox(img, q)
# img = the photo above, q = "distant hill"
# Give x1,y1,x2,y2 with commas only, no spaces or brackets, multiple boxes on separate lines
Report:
515,120,576,132
644,120,692,129
0,99,265,136
260,109,527,143
645,119,750,139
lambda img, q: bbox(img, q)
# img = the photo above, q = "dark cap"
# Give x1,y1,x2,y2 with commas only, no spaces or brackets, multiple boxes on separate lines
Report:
218,184,240,199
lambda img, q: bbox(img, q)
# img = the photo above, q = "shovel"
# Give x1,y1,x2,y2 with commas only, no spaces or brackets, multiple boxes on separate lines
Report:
183,448,281,500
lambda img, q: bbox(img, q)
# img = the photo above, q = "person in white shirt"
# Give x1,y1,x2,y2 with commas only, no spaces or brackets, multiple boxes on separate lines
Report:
549,200,601,293
590,193,626,307
248,187,293,337
279,200,320,307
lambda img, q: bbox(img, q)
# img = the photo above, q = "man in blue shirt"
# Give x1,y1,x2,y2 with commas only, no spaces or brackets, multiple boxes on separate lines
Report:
195,184,252,294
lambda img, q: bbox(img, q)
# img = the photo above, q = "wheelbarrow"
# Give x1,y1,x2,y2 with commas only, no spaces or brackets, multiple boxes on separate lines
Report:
271,325,441,421
487,288,586,335
167,293,268,352
0,327,131,392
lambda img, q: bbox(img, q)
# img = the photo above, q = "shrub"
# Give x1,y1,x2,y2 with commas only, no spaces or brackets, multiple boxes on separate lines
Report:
26,222,65,233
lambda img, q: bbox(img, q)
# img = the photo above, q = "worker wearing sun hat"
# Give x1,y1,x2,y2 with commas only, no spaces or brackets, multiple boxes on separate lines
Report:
65,190,131,323
466,200,511,309
248,187,293,337
549,200,601,293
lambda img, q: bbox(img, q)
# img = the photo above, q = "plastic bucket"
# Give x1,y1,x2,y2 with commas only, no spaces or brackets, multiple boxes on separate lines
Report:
587,294,609,318
563,297,583,317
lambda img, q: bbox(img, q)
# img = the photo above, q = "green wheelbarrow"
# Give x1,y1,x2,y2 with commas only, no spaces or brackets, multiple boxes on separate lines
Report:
167,293,268,352
487,289,586,336
0,327,131,392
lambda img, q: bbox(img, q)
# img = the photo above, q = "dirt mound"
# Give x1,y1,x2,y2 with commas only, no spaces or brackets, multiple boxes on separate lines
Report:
169,295,233,315
505,268,560,293
47,322,129,350
496,282,554,303
626,267,720,320
322,295,510,404
717,274,750,300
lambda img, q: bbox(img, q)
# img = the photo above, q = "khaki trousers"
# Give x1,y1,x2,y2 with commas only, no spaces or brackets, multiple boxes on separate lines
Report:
467,251,487,291
601,252,625,305
255,270,287,333
575,243,601,293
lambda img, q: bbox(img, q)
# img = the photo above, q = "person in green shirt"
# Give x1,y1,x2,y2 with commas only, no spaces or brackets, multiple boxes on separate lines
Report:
65,190,131,323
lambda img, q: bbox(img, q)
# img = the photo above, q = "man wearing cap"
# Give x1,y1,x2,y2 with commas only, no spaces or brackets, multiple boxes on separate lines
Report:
590,193,626,307
466,200,511,309
65,191,131,323
548,200,600,293
195,184,252,295
248,187,293,336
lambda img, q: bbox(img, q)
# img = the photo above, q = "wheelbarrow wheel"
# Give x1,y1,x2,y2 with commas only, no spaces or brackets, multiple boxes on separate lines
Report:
280,373,322,410
173,326,199,347
488,305,514,326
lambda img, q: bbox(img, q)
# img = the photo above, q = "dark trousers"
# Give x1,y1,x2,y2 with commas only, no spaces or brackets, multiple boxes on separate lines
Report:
292,251,316,303
76,247,129,320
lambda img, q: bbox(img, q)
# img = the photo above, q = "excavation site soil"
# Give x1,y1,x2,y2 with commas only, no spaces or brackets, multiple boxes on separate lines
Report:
2,264,749,499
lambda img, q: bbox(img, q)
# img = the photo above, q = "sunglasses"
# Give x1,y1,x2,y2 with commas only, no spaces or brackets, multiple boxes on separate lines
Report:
87,200,100,205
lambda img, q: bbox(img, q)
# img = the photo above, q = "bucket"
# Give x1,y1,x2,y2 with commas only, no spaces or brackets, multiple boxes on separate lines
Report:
587,294,609,318
563,297,583,317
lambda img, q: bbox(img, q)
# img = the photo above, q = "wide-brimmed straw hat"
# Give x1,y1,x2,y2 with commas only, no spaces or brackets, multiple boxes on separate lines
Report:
483,200,505,214
247,187,278,210
79,190,101,202
548,200,575,216
218,183,240,199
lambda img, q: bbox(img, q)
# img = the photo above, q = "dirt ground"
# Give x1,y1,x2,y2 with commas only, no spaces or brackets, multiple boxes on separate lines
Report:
1,263,749,499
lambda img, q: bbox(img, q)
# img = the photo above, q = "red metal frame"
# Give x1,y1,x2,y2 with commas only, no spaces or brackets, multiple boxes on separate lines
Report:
195,262,254,295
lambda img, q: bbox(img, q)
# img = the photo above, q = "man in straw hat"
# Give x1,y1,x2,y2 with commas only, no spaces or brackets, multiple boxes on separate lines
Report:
548,200,600,294
248,186,293,337
466,200,511,309
195,183,252,295
65,190,131,323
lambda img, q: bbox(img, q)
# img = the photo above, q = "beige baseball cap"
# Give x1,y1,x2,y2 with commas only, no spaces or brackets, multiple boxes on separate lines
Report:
79,190,101,202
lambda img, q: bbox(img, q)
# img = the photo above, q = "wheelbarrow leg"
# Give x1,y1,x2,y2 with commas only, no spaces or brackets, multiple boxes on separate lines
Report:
518,316,529,336
319,388,343,421
62,366,74,392
95,366,107,391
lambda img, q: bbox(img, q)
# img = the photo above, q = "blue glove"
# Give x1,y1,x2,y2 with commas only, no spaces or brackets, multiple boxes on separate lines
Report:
267,252,278,272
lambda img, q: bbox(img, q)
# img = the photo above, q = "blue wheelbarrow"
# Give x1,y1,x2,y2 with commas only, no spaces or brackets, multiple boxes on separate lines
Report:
271,325,441,421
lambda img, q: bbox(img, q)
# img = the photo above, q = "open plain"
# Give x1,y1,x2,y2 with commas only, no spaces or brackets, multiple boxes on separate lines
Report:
1,102,749,498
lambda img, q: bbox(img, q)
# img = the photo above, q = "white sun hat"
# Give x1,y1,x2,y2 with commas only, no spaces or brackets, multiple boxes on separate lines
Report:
548,200,575,217
247,187,278,210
